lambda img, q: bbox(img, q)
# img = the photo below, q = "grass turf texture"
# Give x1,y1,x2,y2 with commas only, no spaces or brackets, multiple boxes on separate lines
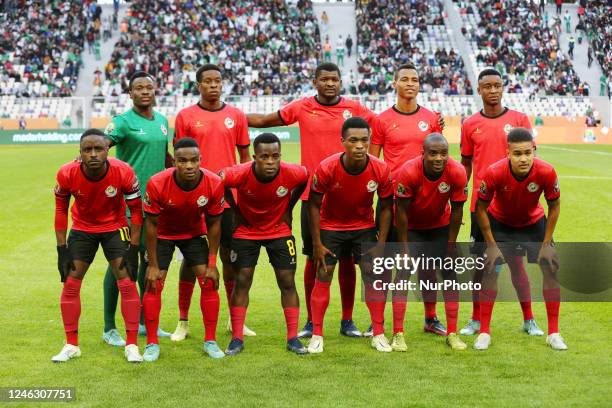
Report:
0,143,611,407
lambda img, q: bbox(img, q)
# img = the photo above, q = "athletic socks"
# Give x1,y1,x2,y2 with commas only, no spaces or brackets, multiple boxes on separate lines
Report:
116,278,140,346
424,301,437,320
443,291,459,334
311,279,331,336
543,287,561,335
283,306,300,340
198,277,220,342
60,277,82,346
142,280,164,345
392,298,407,334
178,280,195,321
508,256,534,320
303,259,316,321
364,283,386,336
338,257,356,321
478,290,497,335
229,306,247,341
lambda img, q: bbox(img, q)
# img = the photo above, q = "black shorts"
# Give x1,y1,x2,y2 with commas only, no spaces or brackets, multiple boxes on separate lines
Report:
231,236,297,270
300,201,313,256
221,208,234,249
157,236,209,271
407,225,450,259
68,227,130,264
320,228,377,266
490,215,547,264
375,198,397,241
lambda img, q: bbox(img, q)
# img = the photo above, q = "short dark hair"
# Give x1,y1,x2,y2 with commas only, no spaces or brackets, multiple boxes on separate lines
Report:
394,63,418,80
196,64,222,83
253,133,281,151
80,128,106,141
174,137,200,151
478,68,502,81
507,127,533,144
315,62,341,79
342,116,370,138
128,71,155,90
424,132,447,147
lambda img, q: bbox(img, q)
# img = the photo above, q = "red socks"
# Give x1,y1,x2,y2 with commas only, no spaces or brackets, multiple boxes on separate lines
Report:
392,298,407,334
142,280,164,344
178,280,195,321
198,277,220,342
116,278,140,346
303,259,315,321
508,256,534,320
311,279,331,336
283,306,300,340
443,291,459,335
478,290,497,334
424,302,437,320
230,306,246,341
364,282,386,336
543,288,561,334
60,277,82,346
338,257,356,321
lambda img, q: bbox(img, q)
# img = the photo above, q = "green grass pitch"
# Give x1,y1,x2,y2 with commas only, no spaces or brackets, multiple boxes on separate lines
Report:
0,143,611,407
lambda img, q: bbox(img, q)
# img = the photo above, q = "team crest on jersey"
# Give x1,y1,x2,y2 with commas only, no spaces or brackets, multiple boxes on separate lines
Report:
438,182,450,193
197,195,208,207
276,186,289,197
105,185,117,197
104,122,115,135
367,180,378,192
503,124,513,134
479,181,487,195
418,120,429,132
194,120,204,128
396,183,406,195
143,192,151,206
343,110,352,120
553,179,560,193
160,124,168,136
527,182,539,193
224,117,235,129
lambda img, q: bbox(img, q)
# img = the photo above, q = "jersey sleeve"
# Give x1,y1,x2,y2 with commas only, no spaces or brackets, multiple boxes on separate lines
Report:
377,164,394,199
311,163,329,194
358,103,377,126
207,179,225,216
219,165,239,188
54,166,71,231
105,116,126,145
370,115,385,146
295,165,309,185
477,167,496,202
543,167,560,201
394,167,414,199
173,111,188,144
121,165,141,200
54,166,71,198
143,180,162,216
450,165,468,203
430,112,443,134
235,111,250,147
460,123,473,157
520,113,532,131
278,99,301,125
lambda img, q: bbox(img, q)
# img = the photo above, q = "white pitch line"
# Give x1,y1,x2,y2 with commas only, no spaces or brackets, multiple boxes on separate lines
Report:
560,175,612,180
538,145,612,156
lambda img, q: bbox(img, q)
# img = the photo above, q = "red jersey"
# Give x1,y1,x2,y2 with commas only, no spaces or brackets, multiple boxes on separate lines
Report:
54,158,141,233
174,103,250,173
394,157,468,230
143,168,224,240
279,96,377,199
478,158,560,228
372,105,442,173
221,162,308,240
311,153,393,231
460,108,532,211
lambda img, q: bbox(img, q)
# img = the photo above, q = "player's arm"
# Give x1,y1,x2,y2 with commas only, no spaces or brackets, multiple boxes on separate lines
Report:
308,191,334,272
448,201,464,243
538,197,561,270
144,214,162,293
246,112,285,128
282,178,307,228
165,144,174,168
395,198,411,243
377,196,393,243
54,193,74,282
461,156,473,182
237,145,251,163
475,198,502,269
369,144,382,158
204,213,222,289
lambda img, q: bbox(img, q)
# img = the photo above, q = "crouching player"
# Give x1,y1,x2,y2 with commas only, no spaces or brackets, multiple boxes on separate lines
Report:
394,133,469,351
307,117,394,353
474,128,566,351
222,133,309,355
142,137,225,361
52,129,143,363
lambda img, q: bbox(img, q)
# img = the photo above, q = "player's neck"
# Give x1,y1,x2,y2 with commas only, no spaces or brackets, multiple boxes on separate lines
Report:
481,103,505,118
395,98,418,114
82,161,108,180
315,94,340,105
341,153,368,174
198,98,224,111
423,162,443,181
175,170,203,191
133,105,154,120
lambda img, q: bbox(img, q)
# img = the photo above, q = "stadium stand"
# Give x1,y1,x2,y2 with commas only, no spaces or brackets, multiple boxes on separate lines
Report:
0,1,85,97
583,1,611,79
456,0,583,96
100,0,321,97
355,0,473,95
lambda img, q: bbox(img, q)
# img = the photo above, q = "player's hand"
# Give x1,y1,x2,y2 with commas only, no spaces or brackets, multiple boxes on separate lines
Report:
483,243,503,273
538,242,560,273
204,265,220,290
122,244,139,281
436,112,446,130
56,245,74,282
280,209,293,229
313,243,335,274
145,265,162,294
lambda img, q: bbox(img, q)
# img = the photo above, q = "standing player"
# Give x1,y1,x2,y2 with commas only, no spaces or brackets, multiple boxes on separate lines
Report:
248,62,378,338
222,134,309,356
394,134,468,351
474,128,566,351
171,64,253,341
307,117,394,353
52,129,143,363
460,68,544,337
369,63,447,337
142,138,225,361
103,71,172,345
